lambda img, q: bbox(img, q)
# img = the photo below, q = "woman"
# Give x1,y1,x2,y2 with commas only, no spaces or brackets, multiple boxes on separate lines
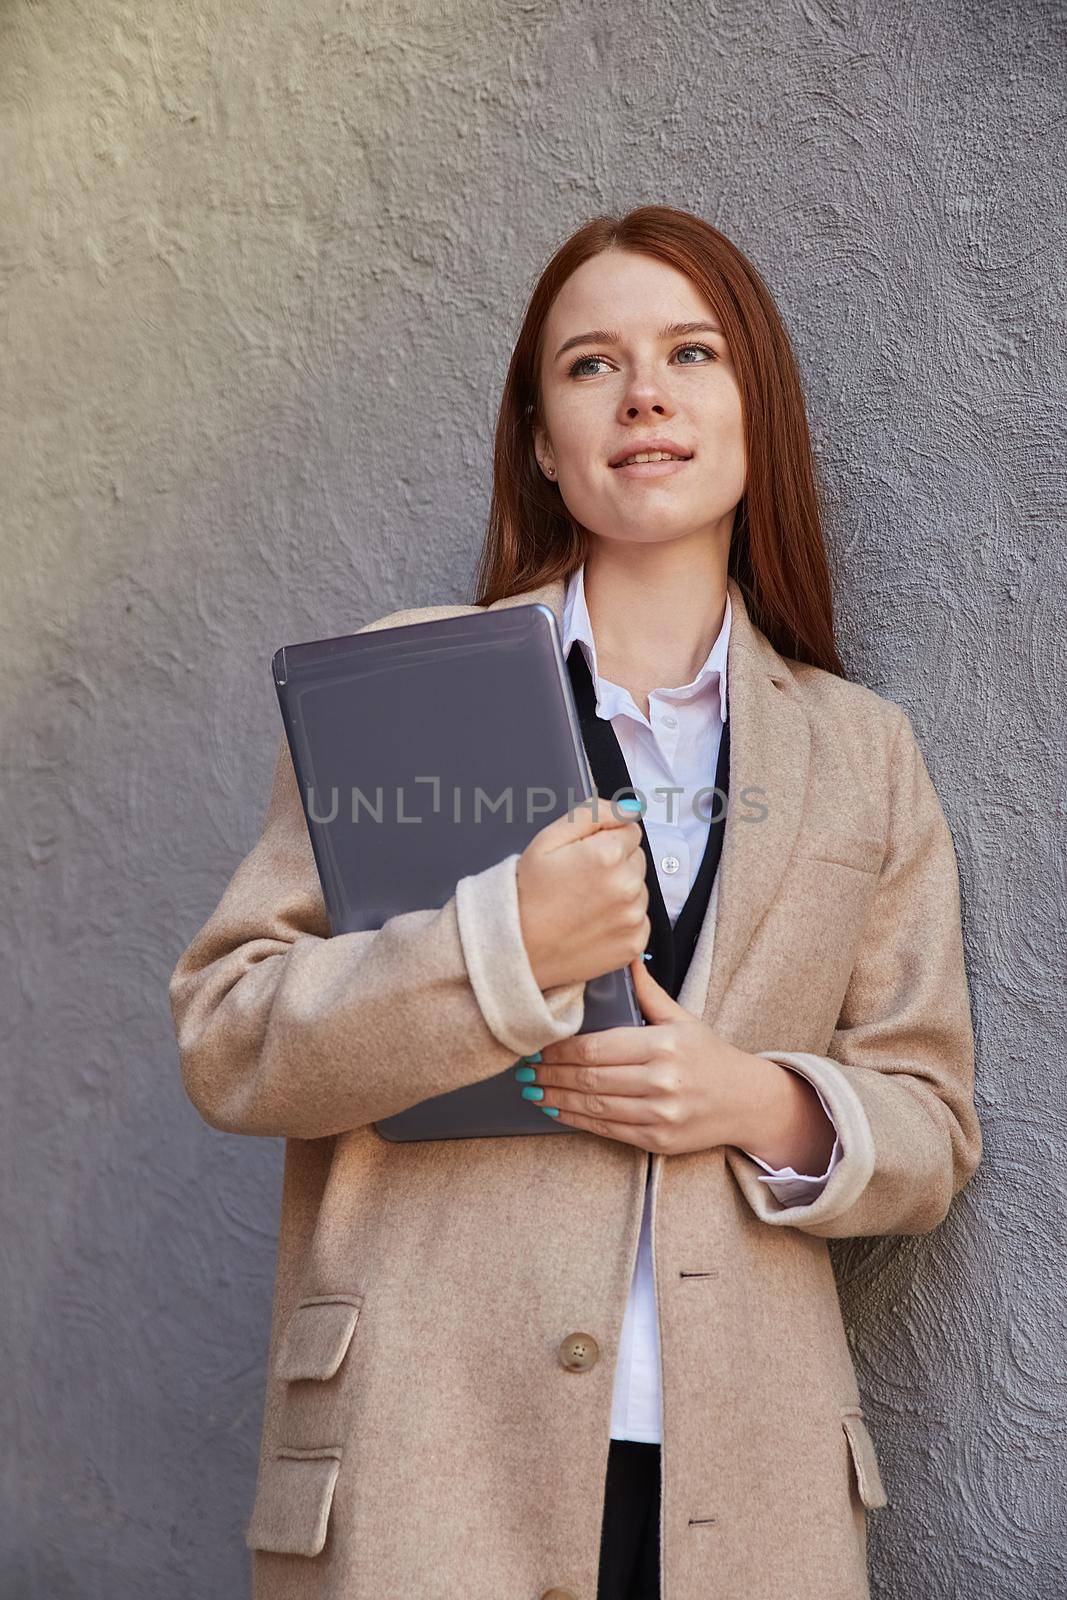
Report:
170,205,982,1600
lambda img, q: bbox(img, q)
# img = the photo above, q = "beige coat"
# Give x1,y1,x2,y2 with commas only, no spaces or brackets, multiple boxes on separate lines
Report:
169,574,982,1600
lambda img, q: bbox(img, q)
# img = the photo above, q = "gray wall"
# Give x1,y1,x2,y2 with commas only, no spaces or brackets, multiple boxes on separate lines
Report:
2,1,1063,1595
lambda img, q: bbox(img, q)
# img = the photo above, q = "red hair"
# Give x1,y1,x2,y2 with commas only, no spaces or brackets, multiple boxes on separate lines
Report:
471,204,845,676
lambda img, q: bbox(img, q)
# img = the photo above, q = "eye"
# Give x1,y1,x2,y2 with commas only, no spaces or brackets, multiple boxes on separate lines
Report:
675,342,716,365
567,342,717,378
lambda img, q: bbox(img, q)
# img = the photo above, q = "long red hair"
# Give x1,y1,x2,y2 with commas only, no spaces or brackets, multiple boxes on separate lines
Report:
471,204,845,676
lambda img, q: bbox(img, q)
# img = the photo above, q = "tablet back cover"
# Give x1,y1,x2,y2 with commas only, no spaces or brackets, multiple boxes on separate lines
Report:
271,603,643,1140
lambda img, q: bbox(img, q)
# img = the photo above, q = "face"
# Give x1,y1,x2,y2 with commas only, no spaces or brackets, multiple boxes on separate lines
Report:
532,249,745,553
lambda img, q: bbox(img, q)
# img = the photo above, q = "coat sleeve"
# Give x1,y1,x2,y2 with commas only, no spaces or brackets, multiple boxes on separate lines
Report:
169,733,586,1139
726,705,982,1237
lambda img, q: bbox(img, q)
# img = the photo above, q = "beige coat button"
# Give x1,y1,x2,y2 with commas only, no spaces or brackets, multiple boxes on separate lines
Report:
540,1590,579,1599
558,1331,599,1372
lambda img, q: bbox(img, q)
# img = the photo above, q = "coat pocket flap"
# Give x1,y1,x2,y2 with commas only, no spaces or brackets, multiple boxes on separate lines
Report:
245,1446,342,1557
276,1294,363,1382
841,1409,888,1509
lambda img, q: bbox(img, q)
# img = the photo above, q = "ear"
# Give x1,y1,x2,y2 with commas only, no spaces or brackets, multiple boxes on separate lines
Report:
531,420,554,478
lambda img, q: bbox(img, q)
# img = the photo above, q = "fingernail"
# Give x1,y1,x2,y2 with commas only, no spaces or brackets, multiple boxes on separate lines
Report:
521,1085,544,1101
514,1065,538,1083
521,1051,541,1063
617,798,642,812
540,1106,560,1117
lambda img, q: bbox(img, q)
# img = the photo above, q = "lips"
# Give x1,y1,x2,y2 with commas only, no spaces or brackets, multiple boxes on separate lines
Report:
609,439,694,467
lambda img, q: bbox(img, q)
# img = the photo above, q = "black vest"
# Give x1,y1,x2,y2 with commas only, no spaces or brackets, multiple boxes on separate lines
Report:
565,641,730,1187
565,641,730,1001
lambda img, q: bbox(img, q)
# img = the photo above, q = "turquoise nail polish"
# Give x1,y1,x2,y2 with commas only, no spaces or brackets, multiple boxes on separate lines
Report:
521,1085,544,1101
618,797,642,812
540,1106,560,1117
515,1065,537,1083
523,1051,542,1063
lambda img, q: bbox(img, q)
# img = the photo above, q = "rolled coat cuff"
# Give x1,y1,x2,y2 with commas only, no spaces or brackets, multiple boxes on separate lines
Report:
454,852,586,1058
728,1050,876,1226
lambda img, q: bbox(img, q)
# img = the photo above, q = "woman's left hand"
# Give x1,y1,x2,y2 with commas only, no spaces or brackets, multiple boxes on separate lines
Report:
530,954,762,1157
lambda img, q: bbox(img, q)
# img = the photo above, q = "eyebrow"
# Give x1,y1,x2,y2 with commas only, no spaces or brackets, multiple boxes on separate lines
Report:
553,319,723,362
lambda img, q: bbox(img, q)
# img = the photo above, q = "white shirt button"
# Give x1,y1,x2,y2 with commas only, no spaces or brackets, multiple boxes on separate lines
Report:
662,714,678,728
661,854,681,874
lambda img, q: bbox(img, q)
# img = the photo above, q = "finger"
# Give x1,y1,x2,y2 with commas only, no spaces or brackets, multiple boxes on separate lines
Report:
539,1026,652,1068
544,1100,661,1150
539,1087,657,1129
629,956,696,1021
531,1062,658,1099
531,790,644,856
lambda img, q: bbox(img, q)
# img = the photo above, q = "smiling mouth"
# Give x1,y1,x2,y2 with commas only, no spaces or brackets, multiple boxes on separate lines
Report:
610,457,694,479
611,452,693,469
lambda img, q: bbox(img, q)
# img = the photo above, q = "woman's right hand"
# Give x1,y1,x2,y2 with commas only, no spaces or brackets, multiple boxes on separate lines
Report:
515,794,651,992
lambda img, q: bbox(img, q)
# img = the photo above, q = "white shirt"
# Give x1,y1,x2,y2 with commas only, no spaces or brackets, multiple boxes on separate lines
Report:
560,563,843,1443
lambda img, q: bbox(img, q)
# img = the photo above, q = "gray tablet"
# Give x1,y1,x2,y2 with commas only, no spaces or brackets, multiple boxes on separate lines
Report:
272,602,643,1141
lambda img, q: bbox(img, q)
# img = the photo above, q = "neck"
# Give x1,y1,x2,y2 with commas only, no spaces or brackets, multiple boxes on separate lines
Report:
582,537,729,697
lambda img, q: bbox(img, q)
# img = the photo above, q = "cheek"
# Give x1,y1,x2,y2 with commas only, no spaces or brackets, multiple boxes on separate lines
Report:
694,443,745,504
552,400,600,465
701,401,746,495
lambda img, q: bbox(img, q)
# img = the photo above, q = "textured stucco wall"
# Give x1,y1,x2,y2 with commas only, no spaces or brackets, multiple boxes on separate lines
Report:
2,1,1064,1595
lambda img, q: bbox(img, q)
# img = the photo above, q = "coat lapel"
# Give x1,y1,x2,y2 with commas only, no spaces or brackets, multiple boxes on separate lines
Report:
487,574,812,1032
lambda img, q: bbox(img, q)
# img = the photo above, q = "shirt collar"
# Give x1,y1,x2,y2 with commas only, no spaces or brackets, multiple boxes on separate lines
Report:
561,561,730,724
